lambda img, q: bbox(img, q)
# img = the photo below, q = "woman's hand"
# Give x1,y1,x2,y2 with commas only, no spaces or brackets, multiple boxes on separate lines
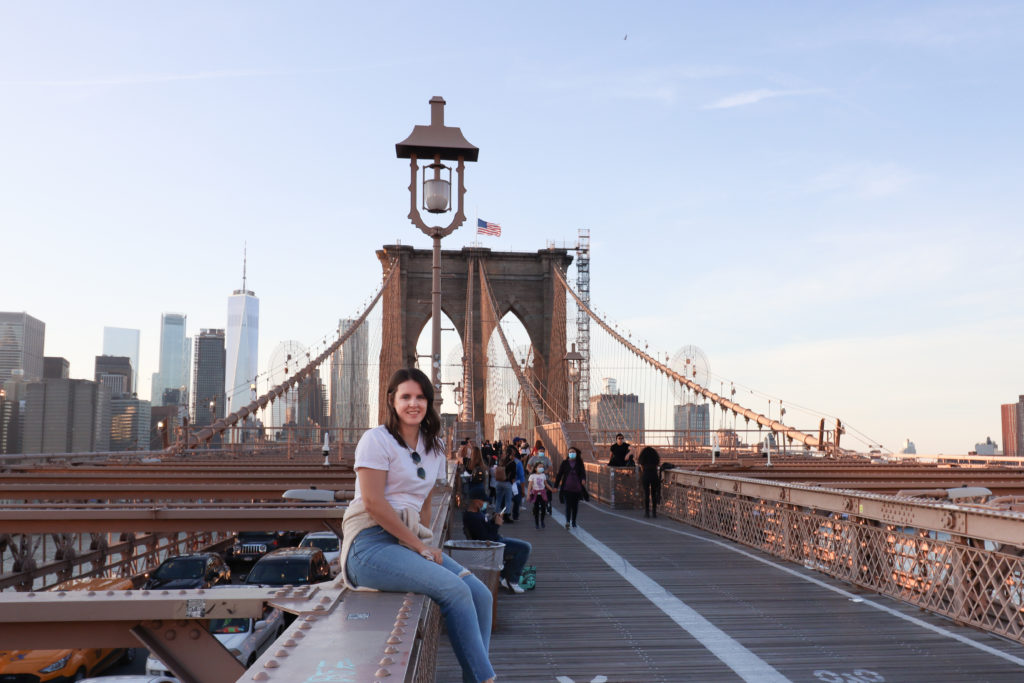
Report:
418,545,443,564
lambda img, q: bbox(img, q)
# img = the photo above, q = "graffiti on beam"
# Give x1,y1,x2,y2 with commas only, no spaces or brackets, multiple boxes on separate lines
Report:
305,659,357,682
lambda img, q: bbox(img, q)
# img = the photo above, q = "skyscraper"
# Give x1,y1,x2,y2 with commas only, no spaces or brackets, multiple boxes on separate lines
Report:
23,379,110,453
588,378,645,443
95,355,133,398
110,396,151,451
103,327,140,393
674,403,711,448
330,317,370,438
43,357,70,379
0,312,45,382
193,328,225,428
152,313,190,407
225,256,259,429
1001,397,1024,459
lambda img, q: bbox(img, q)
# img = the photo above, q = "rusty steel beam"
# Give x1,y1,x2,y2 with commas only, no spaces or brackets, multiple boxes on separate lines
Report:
0,504,346,534
0,483,355,502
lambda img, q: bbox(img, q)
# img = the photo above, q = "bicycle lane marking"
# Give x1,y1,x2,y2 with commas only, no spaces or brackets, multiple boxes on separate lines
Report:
586,503,1024,669
551,508,790,683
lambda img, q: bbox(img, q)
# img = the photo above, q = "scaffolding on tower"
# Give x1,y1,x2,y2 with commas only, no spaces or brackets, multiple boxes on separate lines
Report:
575,228,590,424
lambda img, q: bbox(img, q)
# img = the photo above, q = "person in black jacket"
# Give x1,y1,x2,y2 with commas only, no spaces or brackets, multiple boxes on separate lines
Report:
462,495,533,594
555,446,588,529
636,446,661,517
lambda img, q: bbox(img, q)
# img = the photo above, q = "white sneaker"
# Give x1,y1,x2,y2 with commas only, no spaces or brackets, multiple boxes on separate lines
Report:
499,577,510,590
507,581,525,594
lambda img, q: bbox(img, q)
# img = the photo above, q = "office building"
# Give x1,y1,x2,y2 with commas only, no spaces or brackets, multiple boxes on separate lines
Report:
103,327,140,393
330,317,370,438
974,437,999,456
150,405,180,450
225,267,259,432
152,314,190,407
23,379,110,453
0,312,45,382
95,355,133,398
674,402,711,448
44,357,70,379
192,329,225,428
1001,396,1024,459
589,377,644,442
110,396,151,451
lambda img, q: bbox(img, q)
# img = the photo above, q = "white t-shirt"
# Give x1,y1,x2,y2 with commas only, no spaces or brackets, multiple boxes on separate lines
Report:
351,425,445,513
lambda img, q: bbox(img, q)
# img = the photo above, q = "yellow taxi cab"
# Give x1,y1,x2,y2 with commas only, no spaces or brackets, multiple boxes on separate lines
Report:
0,575,135,682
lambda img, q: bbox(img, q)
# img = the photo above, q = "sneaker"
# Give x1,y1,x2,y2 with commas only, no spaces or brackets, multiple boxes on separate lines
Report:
565,522,571,530
499,577,510,590
507,581,525,594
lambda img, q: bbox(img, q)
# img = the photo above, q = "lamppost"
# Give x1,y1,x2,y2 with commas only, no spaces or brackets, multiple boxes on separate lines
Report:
396,96,478,411
506,397,516,441
564,343,583,422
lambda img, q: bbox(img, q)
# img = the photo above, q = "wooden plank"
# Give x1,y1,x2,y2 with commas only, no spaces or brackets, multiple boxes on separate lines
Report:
436,503,1024,681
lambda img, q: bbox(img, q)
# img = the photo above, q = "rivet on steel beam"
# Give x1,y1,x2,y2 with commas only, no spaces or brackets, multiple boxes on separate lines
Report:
264,659,279,668
405,592,415,597
380,657,394,666
386,636,402,644
165,630,177,641
319,596,331,603
252,672,270,681
374,668,392,677
283,639,297,647
390,628,405,636
313,604,326,611
189,629,202,640
274,649,288,657
384,646,399,654
292,631,305,639
106,590,115,596
57,591,66,596
402,599,413,607
304,615,318,622
299,623,312,630
27,593,36,598
141,590,150,595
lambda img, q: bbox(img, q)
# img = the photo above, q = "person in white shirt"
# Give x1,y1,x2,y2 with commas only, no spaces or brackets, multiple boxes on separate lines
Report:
341,368,495,683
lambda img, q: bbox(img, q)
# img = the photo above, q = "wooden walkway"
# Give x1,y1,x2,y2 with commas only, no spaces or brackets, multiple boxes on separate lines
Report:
436,501,1024,682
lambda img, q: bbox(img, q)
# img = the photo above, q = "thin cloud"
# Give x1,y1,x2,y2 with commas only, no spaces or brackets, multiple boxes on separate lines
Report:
0,66,367,87
704,88,825,109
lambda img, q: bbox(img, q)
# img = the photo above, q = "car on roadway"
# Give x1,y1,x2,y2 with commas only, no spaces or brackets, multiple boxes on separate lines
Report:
0,576,136,682
142,552,231,590
225,531,299,567
242,547,333,587
298,531,342,577
145,590,285,673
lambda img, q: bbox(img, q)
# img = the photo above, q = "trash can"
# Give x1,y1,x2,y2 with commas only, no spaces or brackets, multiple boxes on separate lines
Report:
443,539,505,631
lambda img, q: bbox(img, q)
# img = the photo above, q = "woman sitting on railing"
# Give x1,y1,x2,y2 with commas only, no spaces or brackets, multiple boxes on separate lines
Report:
339,368,495,683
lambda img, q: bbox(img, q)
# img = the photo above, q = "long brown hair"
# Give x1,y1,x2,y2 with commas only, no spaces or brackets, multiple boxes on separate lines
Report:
383,367,442,454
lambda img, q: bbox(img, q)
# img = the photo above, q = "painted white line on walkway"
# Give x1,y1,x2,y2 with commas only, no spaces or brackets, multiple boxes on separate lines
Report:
587,503,1024,669
551,509,790,683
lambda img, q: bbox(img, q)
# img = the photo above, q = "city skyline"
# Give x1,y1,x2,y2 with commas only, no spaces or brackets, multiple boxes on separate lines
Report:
2,3,1022,454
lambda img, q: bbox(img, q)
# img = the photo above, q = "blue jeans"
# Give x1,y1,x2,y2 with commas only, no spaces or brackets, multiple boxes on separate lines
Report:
499,536,532,585
494,480,513,516
347,526,494,683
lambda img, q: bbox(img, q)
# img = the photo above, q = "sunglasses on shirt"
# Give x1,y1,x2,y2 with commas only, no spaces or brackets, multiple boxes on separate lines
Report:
409,450,426,480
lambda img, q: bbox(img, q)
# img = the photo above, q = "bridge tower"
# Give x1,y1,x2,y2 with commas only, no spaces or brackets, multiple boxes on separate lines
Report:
377,244,574,428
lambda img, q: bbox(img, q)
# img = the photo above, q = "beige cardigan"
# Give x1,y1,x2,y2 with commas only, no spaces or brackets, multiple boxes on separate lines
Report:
336,497,434,591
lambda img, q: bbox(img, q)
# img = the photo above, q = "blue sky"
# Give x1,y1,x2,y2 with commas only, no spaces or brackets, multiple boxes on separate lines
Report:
2,2,1021,454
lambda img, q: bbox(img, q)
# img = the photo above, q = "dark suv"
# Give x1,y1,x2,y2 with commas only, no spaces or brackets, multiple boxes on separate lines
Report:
226,531,298,566
243,547,332,587
143,552,231,590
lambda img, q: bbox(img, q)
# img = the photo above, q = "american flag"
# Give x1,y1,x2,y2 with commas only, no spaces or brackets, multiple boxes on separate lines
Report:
476,218,502,237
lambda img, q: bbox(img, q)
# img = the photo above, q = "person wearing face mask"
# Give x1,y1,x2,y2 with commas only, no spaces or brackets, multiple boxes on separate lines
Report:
527,462,556,528
462,495,533,594
555,446,589,529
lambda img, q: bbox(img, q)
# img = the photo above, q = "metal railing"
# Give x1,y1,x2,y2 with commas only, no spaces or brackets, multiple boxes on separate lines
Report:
589,464,1024,644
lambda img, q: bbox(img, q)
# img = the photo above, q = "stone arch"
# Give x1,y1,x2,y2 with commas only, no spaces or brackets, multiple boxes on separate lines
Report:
377,244,573,424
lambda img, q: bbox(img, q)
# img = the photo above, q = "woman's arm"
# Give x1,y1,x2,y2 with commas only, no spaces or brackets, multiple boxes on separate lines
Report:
357,468,442,564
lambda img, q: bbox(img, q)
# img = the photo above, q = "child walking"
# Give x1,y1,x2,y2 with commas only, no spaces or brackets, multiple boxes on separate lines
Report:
527,462,555,529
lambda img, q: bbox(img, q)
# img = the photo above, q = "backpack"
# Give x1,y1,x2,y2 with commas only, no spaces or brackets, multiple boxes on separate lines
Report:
494,463,507,482
519,565,537,590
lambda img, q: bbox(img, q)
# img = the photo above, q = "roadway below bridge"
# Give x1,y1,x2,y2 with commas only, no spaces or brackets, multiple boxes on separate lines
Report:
436,501,1024,682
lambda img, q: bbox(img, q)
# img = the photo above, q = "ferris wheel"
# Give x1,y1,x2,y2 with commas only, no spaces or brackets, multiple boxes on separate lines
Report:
267,340,307,428
668,345,710,403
